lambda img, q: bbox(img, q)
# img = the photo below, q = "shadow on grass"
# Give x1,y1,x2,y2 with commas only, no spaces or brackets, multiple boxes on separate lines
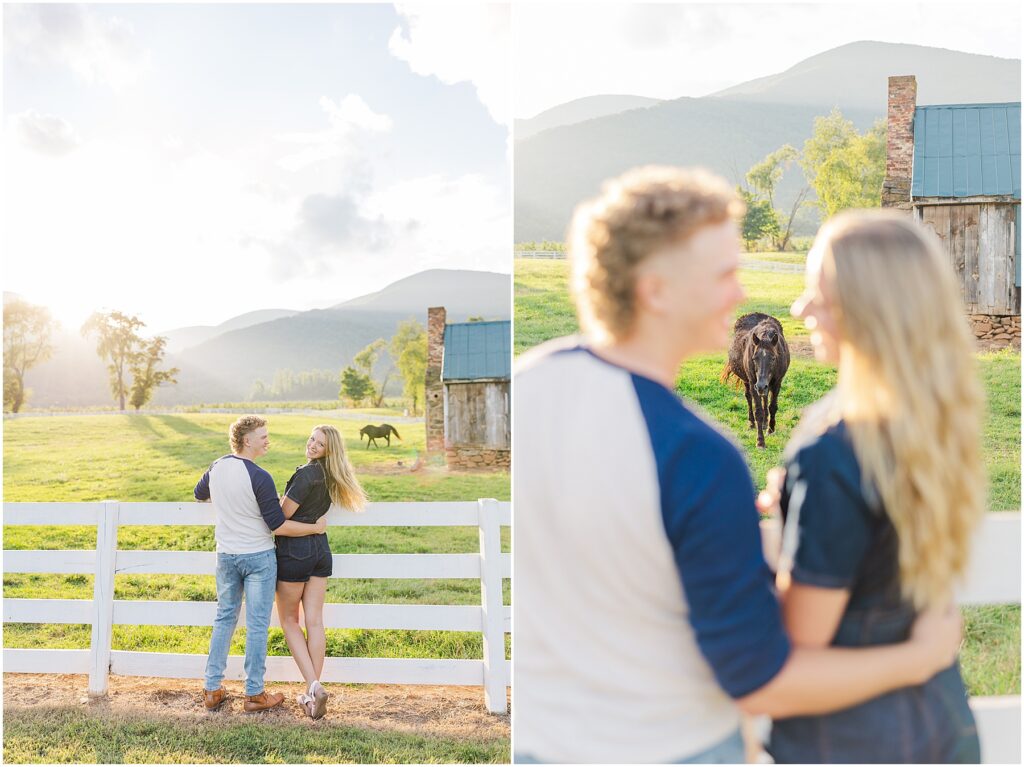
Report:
2,706,510,764
122,416,227,475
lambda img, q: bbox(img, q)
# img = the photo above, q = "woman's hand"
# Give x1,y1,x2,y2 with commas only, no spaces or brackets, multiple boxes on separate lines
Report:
907,601,963,682
313,515,328,534
757,467,786,518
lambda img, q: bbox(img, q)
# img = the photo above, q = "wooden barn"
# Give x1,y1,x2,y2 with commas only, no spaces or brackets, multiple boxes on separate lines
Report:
883,75,1021,347
425,306,511,470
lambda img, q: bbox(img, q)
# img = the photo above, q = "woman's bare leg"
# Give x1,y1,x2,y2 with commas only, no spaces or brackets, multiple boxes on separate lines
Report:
302,577,329,680
276,580,317,685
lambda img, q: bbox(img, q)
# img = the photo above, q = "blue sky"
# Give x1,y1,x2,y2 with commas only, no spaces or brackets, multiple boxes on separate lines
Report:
4,4,510,330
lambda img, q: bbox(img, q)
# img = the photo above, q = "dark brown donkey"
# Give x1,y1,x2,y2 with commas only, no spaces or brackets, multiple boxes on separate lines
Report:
722,312,790,449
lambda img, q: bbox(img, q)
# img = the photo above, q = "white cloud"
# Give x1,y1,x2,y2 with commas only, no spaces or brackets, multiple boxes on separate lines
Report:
364,173,509,271
4,5,150,89
389,4,510,126
10,110,82,156
276,94,392,173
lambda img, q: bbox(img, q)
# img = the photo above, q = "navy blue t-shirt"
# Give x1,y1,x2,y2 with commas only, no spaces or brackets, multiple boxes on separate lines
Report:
283,460,332,524
780,420,901,608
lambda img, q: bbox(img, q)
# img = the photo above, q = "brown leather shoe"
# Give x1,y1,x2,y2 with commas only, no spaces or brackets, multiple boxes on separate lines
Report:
203,687,228,710
244,690,285,712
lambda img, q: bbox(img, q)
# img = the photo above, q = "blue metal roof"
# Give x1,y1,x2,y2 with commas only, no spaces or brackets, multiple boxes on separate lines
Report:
912,103,1021,199
442,320,511,381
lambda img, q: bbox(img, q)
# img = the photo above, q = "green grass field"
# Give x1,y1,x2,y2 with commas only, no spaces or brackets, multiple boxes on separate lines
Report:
3,416,510,684
1,707,509,764
514,256,1021,697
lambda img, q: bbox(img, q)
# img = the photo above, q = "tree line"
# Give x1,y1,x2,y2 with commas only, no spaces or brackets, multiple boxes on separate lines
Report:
3,304,178,413
4,300,431,415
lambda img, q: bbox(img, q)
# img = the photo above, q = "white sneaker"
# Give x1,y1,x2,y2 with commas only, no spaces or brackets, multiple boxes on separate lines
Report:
309,682,329,720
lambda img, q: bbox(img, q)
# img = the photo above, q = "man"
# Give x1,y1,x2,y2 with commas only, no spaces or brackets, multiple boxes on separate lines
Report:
195,415,326,712
513,167,963,763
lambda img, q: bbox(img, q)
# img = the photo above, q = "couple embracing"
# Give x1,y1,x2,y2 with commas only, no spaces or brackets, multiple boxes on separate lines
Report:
194,416,366,718
515,167,983,763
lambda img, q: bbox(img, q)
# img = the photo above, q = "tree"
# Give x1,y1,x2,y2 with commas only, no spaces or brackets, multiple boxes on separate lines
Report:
389,319,427,415
249,379,268,401
746,144,808,251
353,338,393,408
128,336,178,410
738,188,780,251
82,311,146,410
802,110,886,217
81,310,176,410
3,298,56,413
339,366,373,406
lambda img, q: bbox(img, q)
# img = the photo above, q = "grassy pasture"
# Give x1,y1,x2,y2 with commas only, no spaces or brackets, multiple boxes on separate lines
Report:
514,256,1021,697
3,413,510,670
1,705,510,764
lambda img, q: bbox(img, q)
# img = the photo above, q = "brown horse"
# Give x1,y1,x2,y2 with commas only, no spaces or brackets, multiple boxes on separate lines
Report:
360,424,402,448
722,312,790,449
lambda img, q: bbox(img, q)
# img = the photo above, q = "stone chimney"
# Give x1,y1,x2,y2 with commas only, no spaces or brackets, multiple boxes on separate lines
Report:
425,306,446,452
882,75,917,209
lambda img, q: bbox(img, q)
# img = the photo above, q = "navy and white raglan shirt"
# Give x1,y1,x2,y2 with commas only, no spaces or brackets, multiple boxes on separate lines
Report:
194,455,285,554
513,338,791,763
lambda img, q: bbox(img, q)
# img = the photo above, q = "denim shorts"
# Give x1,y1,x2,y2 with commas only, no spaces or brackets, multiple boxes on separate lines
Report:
768,604,980,764
275,533,332,582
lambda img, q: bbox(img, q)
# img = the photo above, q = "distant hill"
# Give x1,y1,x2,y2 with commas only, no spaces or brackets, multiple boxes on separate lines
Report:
710,41,1020,111
516,41,1021,242
334,268,510,318
515,95,663,140
21,269,511,407
162,309,301,353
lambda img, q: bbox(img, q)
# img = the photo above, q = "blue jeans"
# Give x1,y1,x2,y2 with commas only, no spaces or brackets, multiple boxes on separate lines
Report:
204,548,277,696
513,728,744,764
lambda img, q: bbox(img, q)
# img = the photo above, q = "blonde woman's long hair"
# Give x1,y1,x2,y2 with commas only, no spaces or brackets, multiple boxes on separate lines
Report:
314,424,368,512
794,209,985,609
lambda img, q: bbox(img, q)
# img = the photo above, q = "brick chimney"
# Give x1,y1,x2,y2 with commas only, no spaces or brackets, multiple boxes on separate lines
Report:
882,75,917,209
425,306,446,452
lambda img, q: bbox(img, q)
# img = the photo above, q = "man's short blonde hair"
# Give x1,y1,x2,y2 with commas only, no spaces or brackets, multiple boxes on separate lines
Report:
230,415,267,453
569,166,743,341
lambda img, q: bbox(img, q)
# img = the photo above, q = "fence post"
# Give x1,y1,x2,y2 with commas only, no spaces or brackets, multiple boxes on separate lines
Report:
88,499,119,696
478,498,506,714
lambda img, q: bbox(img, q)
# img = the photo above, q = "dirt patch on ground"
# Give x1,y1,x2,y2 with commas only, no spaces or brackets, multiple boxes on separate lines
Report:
787,339,814,358
3,673,509,741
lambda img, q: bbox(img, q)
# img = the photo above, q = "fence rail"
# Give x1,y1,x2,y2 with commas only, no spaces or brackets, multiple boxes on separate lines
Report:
3,500,511,714
515,250,565,259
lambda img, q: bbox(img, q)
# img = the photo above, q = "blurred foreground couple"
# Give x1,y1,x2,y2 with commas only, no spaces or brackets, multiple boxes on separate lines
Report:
515,167,984,763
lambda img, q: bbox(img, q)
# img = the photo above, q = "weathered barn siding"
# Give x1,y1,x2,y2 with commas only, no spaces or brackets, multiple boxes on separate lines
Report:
445,381,510,448
916,202,1020,315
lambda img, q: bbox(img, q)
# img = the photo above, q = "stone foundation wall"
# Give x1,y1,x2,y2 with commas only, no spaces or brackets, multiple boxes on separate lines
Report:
970,314,1021,348
446,447,511,470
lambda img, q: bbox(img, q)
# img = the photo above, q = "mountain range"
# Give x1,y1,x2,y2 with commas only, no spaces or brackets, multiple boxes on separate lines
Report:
20,269,510,407
515,41,1021,242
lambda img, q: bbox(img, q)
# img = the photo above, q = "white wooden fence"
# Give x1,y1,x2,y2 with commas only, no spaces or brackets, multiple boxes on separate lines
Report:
515,250,565,259
761,513,1021,764
3,500,511,713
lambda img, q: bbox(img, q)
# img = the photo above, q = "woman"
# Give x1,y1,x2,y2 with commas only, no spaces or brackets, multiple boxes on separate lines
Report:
276,424,367,719
764,210,984,763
